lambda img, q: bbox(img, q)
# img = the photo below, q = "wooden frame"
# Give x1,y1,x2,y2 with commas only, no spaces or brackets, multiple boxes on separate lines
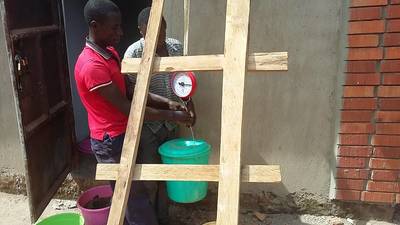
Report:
216,0,251,224
121,52,287,73
100,1,288,224
105,0,165,224
96,164,281,183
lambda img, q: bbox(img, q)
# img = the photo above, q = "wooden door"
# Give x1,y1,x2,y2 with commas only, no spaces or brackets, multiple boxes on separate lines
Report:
2,0,75,222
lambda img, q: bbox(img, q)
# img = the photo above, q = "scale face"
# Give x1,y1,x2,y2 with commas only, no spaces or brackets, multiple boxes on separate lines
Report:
171,72,197,99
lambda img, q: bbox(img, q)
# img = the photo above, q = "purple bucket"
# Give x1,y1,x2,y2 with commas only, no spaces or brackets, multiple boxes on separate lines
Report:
77,185,113,225
78,138,92,154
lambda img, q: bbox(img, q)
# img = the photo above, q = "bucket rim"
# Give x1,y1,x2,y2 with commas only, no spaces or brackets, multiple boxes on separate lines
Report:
158,138,211,158
77,185,112,212
35,212,84,225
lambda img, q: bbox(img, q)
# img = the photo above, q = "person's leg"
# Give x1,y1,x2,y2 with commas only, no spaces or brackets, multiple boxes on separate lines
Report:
153,126,178,225
91,133,158,225
137,126,172,225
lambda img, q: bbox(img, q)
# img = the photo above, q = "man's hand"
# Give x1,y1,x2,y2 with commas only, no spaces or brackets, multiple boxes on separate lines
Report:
186,99,196,126
172,111,194,126
168,100,186,111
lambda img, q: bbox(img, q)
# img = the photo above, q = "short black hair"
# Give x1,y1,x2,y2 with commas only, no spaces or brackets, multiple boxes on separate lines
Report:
138,7,151,27
84,0,120,25
138,7,166,27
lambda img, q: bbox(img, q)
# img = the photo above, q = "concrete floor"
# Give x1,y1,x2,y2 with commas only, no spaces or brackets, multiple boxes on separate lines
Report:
1,192,398,225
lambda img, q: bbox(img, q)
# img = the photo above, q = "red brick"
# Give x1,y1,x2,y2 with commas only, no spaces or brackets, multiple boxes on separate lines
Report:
392,0,400,4
344,86,375,97
376,111,400,122
384,33,400,46
347,61,377,73
340,134,370,145
348,35,379,47
350,7,382,21
381,60,400,72
374,147,400,158
338,157,368,168
385,47,400,59
376,123,400,134
361,191,395,203
343,98,377,110
340,123,375,134
397,194,400,204
336,190,361,201
382,73,400,85
372,135,400,146
349,20,385,34
367,181,400,192
338,146,373,156
337,179,365,190
370,158,400,169
336,168,370,179
379,98,400,110
346,73,380,85
371,170,399,181
341,110,374,122
388,19,400,32
378,86,400,97
348,48,383,60
388,5,400,18
351,0,388,7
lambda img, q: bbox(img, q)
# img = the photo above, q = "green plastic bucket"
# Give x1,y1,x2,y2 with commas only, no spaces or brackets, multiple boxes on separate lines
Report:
35,213,84,225
159,138,211,203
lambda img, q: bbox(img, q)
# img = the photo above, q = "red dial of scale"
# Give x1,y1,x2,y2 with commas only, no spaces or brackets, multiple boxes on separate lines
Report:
171,72,197,100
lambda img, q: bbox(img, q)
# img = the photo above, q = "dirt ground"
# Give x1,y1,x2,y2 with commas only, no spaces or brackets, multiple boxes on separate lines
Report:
1,192,399,225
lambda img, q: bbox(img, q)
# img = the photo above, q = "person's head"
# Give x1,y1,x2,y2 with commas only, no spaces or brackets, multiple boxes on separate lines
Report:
84,0,123,47
137,7,167,49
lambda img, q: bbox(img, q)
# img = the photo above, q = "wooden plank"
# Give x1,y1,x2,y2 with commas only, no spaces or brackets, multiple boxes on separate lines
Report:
10,25,59,40
105,1,164,224
203,222,216,225
217,0,251,224
30,166,70,222
183,0,190,55
96,164,282,183
121,52,288,73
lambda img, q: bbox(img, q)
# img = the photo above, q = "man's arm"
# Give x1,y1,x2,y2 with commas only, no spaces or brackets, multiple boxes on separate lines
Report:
124,77,185,111
97,83,193,124
147,93,186,111
97,83,131,116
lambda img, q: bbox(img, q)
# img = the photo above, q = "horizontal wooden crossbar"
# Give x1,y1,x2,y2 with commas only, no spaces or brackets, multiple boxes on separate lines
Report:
96,164,281,183
121,52,288,74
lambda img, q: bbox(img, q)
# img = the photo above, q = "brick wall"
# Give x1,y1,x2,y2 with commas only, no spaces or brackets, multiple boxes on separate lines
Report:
336,0,400,204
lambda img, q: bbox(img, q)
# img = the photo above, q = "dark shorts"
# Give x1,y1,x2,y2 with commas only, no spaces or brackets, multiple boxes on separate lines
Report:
90,125,175,225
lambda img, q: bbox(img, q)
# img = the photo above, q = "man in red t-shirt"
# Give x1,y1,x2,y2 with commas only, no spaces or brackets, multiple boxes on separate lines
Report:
75,1,193,224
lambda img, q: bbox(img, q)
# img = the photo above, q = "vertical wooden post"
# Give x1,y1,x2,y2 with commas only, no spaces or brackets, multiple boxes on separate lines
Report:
216,0,251,224
106,0,165,224
183,0,190,55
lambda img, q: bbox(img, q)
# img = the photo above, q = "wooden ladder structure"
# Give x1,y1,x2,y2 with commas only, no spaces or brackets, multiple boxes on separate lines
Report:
95,0,288,224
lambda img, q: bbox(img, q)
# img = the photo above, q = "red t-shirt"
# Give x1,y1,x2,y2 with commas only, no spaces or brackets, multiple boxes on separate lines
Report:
75,42,128,140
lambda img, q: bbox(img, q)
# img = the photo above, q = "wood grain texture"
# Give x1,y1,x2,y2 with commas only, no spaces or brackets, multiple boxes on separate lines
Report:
121,52,288,73
216,0,251,224
105,1,164,224
183,0,190,55
96,164,282,183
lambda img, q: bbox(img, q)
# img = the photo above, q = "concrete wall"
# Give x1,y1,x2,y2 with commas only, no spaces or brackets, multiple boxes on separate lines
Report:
0,6,25,173
62,0,89,142
164,0,347,197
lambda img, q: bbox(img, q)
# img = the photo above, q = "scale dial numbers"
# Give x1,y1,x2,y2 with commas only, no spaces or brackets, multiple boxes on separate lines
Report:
171,72,197,99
